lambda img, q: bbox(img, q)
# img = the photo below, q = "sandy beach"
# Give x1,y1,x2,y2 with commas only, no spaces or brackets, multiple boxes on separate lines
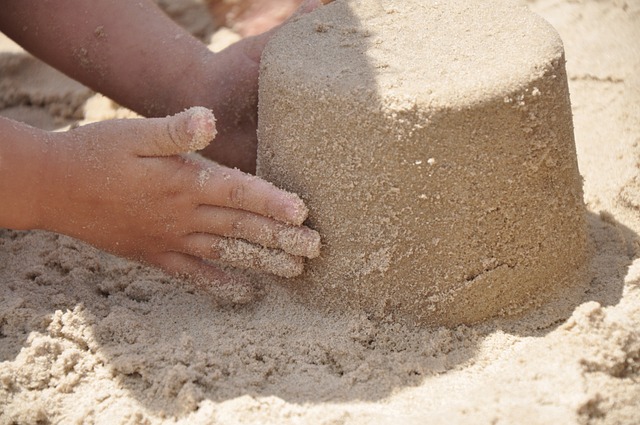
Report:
1,0,639,424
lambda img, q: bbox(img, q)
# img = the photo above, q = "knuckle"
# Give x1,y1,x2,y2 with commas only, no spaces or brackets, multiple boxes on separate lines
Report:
222,215,245,238
229,183,246,207
166,120,183,152
230,217,244,233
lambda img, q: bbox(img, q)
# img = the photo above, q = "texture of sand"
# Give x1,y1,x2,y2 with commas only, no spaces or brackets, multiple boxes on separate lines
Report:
1,0,639,424
258,0,589,326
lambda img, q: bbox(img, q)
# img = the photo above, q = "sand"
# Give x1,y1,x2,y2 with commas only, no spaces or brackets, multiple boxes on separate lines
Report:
257,0,589,326
1,0,639,424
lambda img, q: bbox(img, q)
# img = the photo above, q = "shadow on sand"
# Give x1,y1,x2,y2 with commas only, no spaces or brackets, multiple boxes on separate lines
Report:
0,209,636,416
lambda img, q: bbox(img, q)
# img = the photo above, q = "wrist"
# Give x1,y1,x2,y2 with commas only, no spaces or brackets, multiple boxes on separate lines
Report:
0,118,52,230
171,37,261,114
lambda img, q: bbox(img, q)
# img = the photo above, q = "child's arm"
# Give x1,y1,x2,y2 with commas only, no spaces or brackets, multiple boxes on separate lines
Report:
0,0,329,173
0,0,251,171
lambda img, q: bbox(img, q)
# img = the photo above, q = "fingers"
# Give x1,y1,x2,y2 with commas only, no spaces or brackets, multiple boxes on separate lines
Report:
195,206,321,258
132,107,217,157
194,163,309,226
151,251,260,306
182,233,305,278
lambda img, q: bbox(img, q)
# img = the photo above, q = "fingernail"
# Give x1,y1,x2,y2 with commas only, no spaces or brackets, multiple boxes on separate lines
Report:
282,193,309,226
185,107,217,151
277,227,321,258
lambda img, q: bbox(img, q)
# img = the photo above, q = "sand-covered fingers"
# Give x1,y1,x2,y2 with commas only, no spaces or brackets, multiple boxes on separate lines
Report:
119,107,217,157
182,233,305,278
194,206,321,258
195,163,309,226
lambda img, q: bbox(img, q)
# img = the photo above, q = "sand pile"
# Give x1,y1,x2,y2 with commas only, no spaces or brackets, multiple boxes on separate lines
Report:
1,0,639,424
258,0,589,326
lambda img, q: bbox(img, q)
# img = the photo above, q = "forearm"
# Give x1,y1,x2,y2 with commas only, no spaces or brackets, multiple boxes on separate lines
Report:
0,0,301,172
0,117,48,230
0,0,217,117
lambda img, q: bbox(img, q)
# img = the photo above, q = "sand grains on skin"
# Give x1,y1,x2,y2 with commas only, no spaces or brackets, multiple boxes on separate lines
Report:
216,237,305,278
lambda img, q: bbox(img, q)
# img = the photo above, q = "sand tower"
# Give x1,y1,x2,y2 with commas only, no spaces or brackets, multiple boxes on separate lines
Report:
257,0,589,326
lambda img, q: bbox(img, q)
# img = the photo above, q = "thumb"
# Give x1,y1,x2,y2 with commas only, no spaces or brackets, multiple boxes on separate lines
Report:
133,107,217,157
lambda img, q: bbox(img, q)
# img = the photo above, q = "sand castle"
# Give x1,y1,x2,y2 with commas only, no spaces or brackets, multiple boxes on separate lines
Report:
257,0,589,326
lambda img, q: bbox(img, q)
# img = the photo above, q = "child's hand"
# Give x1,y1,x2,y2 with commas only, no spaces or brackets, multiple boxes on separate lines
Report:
36,107,320,287
199,0,334,173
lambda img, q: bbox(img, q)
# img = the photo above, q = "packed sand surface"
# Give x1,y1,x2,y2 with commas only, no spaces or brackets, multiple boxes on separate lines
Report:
1,0,639,424
258,0,589,326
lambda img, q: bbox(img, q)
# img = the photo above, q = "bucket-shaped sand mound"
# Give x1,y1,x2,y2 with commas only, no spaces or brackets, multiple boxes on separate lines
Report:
257,0,589,326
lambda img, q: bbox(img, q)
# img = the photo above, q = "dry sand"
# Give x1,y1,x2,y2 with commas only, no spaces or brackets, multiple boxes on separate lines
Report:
1,0,639,424
258,0,590,326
